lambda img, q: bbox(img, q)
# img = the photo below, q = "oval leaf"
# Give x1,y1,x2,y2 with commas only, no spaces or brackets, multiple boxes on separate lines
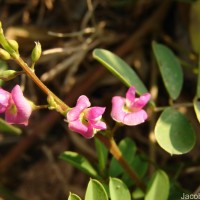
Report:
68,193,82,200
152,42,183,100
85,179,108,200
94,138,108,175
193,97,200,123
155,108,196,155
109,177,131,200
145,170,169,200
59,151,100,178
93,48,148,95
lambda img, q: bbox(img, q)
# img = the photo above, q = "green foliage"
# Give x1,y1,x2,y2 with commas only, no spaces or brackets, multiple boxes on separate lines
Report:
93,48,148,95
0,59,8,86
94,138,108,176
193,97,200,123
109,177,131,200
59,151,100,179
68,193,82,200
145,170,170,200
152,41,183,100
67,178,131,200
0,118,22,135
85,179,108,200
194,54,200,123
109,138,137,176
109,138,148,187
155,108,196,155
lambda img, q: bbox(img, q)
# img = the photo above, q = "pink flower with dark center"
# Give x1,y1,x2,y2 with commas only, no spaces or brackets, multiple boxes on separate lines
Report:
0,88,10,113
111,86,151,126
0,85,32,126
67,95,106,138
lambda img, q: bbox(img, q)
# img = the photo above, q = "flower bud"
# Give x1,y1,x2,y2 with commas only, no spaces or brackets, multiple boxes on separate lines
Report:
31,42,42,63
0,48,11,60
0,70,21,81
7,39,19,52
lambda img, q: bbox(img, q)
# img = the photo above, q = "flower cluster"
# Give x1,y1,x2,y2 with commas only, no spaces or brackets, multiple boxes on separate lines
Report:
66,86,150,138
0,85,150,137
0,85,32,126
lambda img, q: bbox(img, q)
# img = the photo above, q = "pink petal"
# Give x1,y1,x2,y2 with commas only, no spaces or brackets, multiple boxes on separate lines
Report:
76,95,91,110
133,93,151,110
68,119,94,138
123,110,148,126
67,107,82,122
111,96,126,123
85,107,106,121
6,85,32,126
125,86,135,104
0,88,11,113
92,121,107,130
67,95,91,122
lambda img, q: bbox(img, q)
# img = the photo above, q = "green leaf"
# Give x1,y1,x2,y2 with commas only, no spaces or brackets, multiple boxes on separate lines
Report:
189,0,200,53
197,52,200,98
193,97,200,123
93,48,148,95
122,154,148,187
145,170,169,200
155,108,196,155
94,138,108,175
152,41,183,100
109,138,136,176
68,193,82,200
132,188,145,199
59,151,100,179
168,181,187,200
0,118,22,135
85,179,108,200
109,177,131,200
0,59,8,86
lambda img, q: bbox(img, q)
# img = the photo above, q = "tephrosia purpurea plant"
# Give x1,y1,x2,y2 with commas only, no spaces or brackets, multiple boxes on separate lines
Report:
0,7,199,199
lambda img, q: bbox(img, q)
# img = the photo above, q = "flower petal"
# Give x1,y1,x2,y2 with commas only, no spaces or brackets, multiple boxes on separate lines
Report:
6,85,32,126
125,86,135,104
76,95,91,110
111,96,126,123
123,109,148,126
68,119,94,138
67,95,91,122
0,88,11,113
133,93,151,110
67,107,82,122
85,107,106,121
92,121,107,130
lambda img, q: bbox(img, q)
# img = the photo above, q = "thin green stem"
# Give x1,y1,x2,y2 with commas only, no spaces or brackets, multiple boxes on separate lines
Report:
34,105,49,110
96,134,146,192
14,56,69,112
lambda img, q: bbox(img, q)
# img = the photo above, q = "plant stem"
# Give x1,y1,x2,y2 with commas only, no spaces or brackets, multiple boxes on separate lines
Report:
96,134,146,192
15,56,69,112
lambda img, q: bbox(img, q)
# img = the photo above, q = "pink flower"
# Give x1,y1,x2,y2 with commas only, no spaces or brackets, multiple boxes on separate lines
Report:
111,86,151,126
0,88,10,113
0,85,32,126
66,95,106,138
